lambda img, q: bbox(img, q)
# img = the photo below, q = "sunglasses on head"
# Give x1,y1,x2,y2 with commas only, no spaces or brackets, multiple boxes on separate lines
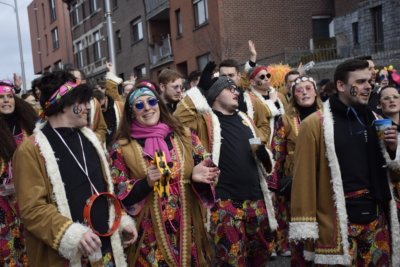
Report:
257,73,271,80
133,97,158,110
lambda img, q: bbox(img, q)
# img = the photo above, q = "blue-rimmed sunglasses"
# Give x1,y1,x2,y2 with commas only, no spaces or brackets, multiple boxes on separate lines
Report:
133,97,158,110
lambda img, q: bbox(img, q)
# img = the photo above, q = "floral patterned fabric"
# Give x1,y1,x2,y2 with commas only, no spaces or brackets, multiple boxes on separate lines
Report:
210,199,275,267
0,131,28,266
393,182,400,222
110,131,214,266
80,251,115,267
275,195,290,252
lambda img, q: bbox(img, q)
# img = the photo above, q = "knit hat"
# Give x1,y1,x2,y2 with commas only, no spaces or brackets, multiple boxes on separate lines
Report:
205,77,237,106
317,78,330,87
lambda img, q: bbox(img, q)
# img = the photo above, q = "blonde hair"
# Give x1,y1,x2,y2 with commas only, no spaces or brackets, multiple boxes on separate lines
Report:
286,76,323,118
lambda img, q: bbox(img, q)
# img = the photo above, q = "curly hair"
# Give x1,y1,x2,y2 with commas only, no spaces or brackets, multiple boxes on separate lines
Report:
0,96,37,161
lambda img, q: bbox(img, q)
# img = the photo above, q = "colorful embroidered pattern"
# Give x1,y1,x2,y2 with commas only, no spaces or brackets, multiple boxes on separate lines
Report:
110,131,214,266
315,212,391,267
80,251,115,266
275,195,290,252
0,132,28,266
210,199,275,267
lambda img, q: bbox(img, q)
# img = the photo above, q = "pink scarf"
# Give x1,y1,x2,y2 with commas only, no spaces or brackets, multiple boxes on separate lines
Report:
130,120,174,164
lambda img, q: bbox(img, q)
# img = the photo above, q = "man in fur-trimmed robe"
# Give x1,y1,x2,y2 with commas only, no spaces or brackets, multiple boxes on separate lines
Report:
13,71,136,267
174,77,278,267
290,59,400,266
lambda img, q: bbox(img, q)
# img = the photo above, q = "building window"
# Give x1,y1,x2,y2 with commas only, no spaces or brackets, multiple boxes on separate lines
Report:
44,66,52,73
93,31,101,61
42,4,46,27
372,6,384,49
71,2,79,26
49,0,56,21
55,60,63,70
52,27,59,50
131,19,143,43
193,0,208,27
312,16,331,38
176,9,182,36
82,1,86,18
89,0,97,13
197,53,210,70
86,37,90,64
352,22,359,45
45,34,49,55
76,41,83,68
134,65,146,80
116,30,122,51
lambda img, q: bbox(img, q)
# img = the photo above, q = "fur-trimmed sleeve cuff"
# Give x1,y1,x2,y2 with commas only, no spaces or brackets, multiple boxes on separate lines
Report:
58,223,92,260
245,61,256,72
105,72,123,85
381,138,400,169
289,222,319,241
265,99,280,117
118,215,136,232
186,87,211,114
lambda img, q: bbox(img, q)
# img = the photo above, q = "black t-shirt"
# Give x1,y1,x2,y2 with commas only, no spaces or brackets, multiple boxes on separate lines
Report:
215,111,263,200
103,95,117,147
332,106,371,193
42,123,111,254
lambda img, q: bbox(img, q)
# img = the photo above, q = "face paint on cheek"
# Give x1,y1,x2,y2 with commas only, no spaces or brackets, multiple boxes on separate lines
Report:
73,103,84,118
350,84,359,97
382,103,387,110
295,95,302,103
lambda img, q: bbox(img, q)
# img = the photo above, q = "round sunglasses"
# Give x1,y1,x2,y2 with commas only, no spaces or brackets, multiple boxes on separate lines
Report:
381,94,400,101
257,73,271,80
133,97,158,110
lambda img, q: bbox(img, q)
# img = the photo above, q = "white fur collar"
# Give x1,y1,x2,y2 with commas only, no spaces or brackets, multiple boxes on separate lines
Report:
186,87,211,114
89,99,95,127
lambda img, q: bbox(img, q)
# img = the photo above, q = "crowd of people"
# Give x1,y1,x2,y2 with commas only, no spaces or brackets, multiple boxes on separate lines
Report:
1,40,400,267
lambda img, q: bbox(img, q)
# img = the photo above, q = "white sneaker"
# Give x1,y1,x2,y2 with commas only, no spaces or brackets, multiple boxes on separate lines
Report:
271,249,277,257
278,249,291,257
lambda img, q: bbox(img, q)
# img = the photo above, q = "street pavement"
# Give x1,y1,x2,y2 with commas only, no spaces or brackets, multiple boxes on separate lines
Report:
267,255,291,266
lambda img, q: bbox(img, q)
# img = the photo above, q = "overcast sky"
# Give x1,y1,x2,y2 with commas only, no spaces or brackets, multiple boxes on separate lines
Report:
0,0,37,90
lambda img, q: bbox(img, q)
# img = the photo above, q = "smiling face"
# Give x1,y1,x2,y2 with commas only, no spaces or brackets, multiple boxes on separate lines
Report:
379,70,389,87
132,95,160,127
293,81,317,107
0,93,15,114
378,87,400,116
64,101,91,128
337,68,372,107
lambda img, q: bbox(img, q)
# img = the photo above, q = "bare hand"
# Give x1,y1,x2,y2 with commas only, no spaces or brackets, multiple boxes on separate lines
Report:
269,91,278,103
122,225,138,245
13,73,22,88
130,73,137,82
106,61,114,74
78,231,101,256
297,62,304,76
249,40,257,63
147,164,161,187
192,158,219,184
384,125,398,152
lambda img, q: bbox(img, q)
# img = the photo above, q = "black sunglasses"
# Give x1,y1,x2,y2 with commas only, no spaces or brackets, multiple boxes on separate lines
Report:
258,73,271,80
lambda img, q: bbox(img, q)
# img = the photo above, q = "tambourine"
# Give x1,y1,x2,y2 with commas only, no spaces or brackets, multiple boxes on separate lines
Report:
83,192,122,237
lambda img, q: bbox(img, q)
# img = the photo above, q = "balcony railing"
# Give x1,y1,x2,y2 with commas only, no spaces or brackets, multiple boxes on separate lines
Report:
148,35,173,68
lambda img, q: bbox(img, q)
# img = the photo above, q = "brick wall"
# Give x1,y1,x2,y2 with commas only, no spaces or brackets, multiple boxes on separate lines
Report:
217,0,335,66
334,0,363,17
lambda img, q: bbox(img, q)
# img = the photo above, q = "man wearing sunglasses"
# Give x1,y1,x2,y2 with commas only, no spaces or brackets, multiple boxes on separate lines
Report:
175,77,277,266
158,69,183,113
